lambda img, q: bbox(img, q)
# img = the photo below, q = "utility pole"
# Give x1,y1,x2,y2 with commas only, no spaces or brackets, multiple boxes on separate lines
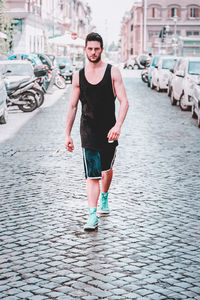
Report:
143,0,147,53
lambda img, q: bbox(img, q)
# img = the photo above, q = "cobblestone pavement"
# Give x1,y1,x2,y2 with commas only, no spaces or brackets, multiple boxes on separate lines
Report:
0,70,200,299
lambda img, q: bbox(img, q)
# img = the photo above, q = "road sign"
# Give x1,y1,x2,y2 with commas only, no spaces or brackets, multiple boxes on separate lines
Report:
71,33,77,40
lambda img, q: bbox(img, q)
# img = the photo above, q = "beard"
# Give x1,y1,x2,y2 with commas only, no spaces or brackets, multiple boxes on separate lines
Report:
87,53,101,63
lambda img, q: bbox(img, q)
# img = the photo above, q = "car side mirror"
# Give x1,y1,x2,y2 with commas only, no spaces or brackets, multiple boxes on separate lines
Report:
154,65,158,68
170,68,174,73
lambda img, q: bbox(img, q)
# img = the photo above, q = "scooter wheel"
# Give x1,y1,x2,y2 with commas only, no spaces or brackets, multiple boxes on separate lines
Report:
55,76,66,89
18,91,38,112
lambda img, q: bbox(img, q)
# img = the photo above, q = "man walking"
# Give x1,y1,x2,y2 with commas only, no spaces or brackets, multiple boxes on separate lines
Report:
65,32,129,231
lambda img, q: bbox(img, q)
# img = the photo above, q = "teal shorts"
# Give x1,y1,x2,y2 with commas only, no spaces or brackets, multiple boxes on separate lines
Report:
82,145,117,179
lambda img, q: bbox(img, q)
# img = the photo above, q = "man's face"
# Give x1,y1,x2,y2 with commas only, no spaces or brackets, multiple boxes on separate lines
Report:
85,41,103,63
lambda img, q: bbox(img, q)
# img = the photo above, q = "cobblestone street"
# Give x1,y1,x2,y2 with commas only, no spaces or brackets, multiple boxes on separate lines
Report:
0,70,200,299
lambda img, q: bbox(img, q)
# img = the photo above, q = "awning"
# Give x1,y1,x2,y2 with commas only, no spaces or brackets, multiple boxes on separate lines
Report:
49,34,85,47
0,32,7,39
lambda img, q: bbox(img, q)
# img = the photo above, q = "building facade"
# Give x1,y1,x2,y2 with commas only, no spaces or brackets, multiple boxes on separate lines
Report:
120,0,200,62
5,0,92,55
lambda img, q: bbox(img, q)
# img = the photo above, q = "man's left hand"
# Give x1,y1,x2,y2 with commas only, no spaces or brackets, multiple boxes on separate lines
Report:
107,125,120,142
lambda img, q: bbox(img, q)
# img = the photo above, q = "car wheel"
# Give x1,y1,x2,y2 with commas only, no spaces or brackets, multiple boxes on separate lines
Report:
167,86,171,97
133,64,139,70
128,65,133,70
150,80,155,89
0,105,8,124
198,115,200,128
180,94,189,111
170,90,177,106
147,81,150,87
156,81,161,92
191,104,197,119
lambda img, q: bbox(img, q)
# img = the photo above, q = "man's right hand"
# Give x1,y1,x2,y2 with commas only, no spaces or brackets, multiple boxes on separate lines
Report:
65,136,74,152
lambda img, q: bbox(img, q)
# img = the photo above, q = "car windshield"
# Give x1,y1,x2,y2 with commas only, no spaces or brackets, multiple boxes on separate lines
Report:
4,64,33,76
188,61,200,75
151,56,160,67
56,57,72,67
162,59,175,69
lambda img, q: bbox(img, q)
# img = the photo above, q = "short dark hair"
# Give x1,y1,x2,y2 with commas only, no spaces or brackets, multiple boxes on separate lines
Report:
85,32,103,48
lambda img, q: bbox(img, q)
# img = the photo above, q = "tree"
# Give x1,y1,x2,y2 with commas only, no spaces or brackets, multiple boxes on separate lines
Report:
108,41,118,52
0,0,14,54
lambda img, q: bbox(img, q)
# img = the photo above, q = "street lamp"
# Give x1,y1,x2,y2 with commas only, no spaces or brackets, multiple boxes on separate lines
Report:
173,15,178,56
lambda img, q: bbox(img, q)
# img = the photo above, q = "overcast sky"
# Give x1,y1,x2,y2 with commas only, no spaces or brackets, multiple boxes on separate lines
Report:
85,0,135,45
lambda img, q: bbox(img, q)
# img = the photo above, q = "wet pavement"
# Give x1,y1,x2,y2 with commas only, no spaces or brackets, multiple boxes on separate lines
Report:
0,70,200,299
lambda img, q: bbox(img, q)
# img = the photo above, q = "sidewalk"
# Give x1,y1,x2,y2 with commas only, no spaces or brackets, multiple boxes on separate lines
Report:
0,86,68,144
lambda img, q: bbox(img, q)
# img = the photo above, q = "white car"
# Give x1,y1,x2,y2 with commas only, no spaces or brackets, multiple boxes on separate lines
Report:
170,57,200,111
150,56,176,92
191,76,200,127
167,57,183,98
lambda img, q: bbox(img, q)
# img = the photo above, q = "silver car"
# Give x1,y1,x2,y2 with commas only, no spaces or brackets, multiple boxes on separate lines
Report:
191,77,200,127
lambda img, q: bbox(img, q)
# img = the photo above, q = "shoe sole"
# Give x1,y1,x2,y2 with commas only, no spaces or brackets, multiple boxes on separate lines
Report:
84,223,98,231
98,210,110,214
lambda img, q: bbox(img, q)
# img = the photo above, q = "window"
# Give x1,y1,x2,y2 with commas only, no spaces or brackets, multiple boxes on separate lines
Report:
131,24,133,31
187,31,200,36
189,7,199,18
188,61,200,75
131,48,133,55
162,59,176,70
151,7,160,18
152,8,155,18
169,7,180,18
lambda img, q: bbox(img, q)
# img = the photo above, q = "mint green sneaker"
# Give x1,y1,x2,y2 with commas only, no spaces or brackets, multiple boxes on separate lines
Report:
99,192,110,214
84,207,98,231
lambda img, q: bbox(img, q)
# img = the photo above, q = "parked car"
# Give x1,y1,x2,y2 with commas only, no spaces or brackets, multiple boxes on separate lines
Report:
124,54,150,70
170,57,200,110
55,56,73,83
0,54,8,61
0,72,8,124
167,57,183,98
191,76,200,127
150,56,176,92
0,60,35,87
147,55,161,87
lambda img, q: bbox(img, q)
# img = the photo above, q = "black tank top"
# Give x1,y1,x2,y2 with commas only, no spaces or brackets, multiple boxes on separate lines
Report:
79,64,118,151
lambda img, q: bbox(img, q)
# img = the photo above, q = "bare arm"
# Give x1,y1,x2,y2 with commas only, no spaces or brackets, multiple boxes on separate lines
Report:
65,71,80,152
107,67,129,141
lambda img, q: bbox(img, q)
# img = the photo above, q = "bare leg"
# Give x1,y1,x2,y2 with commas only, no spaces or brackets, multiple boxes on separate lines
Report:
101,169,113,193
86,178,100,207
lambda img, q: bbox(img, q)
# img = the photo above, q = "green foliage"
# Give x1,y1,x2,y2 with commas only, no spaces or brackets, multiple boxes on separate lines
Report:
0,0,14,54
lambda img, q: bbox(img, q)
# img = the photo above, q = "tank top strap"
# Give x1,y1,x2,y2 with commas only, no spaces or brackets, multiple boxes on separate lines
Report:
79,67,85,83
105,63,112,77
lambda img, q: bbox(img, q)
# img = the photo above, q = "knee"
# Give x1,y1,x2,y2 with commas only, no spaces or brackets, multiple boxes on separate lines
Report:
102,169,113,178
87,178,100,184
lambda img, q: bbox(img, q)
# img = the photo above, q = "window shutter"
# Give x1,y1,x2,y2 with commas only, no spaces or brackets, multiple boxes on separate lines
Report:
168,8,171,18
177,8,180,17
196,8,199,18
188,7,190,18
